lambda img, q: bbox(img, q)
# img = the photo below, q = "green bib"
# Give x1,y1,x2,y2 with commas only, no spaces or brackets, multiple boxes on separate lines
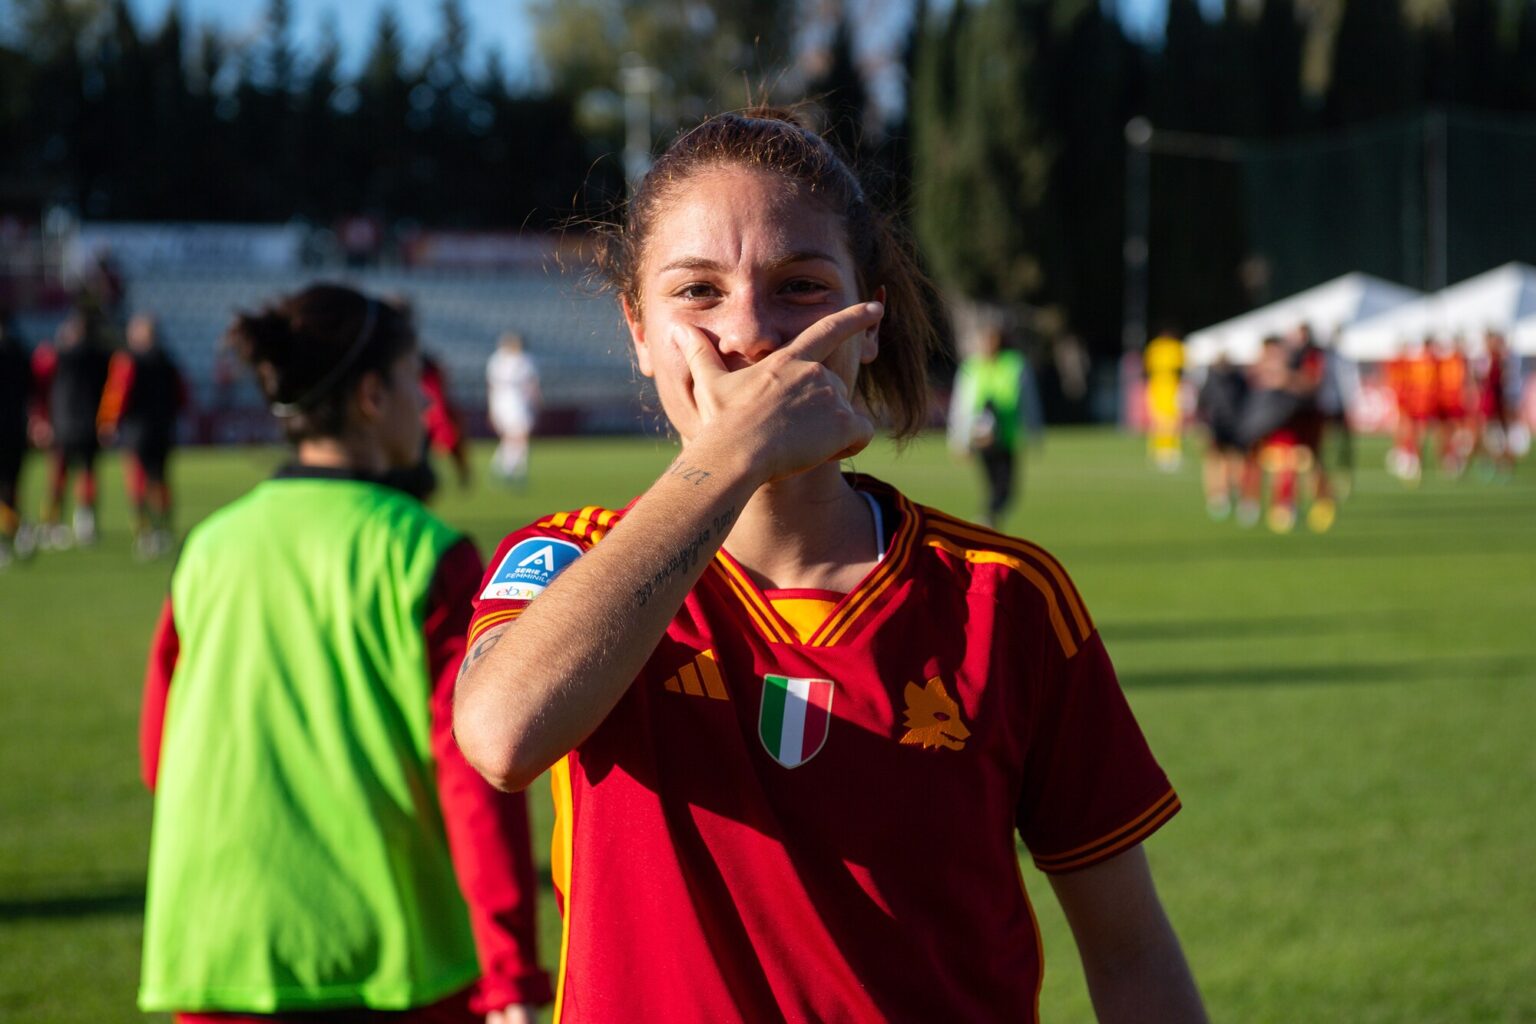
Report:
956,350,1027,449
140,478,475,1012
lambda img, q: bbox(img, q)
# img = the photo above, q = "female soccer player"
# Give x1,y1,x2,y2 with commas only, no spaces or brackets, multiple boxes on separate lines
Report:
486,332,540,486
455,111,1206,1023
139,283,551,1023
31,308,111,546
98,313,188,558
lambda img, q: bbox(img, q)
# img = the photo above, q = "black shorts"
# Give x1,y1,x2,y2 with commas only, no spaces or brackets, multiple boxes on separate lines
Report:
1238,391,1304,449
0,443,23,486
1207,423,1244,452
56,436,100,468
127,437,173,481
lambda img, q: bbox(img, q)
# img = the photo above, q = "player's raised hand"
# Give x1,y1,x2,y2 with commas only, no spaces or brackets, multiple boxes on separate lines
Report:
775,300,883,367
675,301,881,483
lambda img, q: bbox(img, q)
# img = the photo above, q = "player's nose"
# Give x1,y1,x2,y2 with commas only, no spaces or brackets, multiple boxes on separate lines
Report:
714,294,785,366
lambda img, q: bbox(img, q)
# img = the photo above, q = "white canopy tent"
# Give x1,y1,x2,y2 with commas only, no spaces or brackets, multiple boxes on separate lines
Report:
1185,273,1421,367
1340,262,1536,362
1515,317,1536,354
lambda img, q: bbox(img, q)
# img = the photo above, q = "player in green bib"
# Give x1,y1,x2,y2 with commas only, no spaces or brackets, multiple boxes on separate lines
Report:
138,284,550,1023
947,320,1039,527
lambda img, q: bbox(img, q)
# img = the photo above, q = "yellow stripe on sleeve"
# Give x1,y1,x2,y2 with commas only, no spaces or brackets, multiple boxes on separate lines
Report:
549,755,576,1024
925,511,1094,640
924,535,1079,658
1032,790,1182,874
467,607,522,646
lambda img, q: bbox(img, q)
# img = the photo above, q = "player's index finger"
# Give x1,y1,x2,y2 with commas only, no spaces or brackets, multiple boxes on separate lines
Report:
673,322,726,381
782,302,883,364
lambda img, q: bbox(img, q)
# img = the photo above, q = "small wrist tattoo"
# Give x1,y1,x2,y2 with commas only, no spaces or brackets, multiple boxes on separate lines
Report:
668,461,712,485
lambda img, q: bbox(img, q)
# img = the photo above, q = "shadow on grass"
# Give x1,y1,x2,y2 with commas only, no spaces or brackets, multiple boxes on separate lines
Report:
1349,498,1535,522
1063,526,1528,567
1120,655,1525,689
0,882,145,922
1102,610,1404,643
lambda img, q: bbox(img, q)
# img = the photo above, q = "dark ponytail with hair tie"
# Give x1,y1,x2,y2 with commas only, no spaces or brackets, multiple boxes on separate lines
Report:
227,283,414,444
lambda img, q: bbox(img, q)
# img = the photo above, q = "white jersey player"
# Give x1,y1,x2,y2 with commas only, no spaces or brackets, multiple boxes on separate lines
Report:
486,332,541,484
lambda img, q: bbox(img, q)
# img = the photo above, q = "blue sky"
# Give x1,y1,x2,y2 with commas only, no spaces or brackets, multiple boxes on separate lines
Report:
126,0,544,84
124,0,1175,88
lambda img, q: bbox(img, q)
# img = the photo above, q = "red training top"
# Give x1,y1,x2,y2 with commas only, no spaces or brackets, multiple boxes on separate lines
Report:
1479,353,1507,419
1436,352,1469,419
28,344,56,430
420,356,465,453
1401,352,1440,420
468,476,1179,1023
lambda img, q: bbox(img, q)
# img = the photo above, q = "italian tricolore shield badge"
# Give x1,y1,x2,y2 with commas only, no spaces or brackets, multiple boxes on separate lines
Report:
758,674,835,768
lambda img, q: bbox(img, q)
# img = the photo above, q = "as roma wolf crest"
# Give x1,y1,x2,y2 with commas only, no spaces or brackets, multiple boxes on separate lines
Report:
899,677,971,751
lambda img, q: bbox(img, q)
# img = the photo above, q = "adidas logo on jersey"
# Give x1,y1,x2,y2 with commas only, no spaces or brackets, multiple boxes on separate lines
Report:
661,649,729,701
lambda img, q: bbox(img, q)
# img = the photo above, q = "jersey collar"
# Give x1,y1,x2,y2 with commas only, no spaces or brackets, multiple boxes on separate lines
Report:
707,476,920,648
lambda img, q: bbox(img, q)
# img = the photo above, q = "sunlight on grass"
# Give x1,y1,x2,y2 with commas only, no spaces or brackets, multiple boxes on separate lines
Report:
2,429,1532,1022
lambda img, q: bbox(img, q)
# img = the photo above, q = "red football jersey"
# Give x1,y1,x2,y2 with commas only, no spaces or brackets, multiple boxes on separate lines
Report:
467,476,1179,1023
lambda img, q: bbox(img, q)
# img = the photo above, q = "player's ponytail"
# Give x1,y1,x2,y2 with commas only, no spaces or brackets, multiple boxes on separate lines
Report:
226,283,415,444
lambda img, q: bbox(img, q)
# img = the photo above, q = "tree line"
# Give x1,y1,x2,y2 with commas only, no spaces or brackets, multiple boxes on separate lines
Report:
5,0,1536,373
1,0,617,228
908,0,1536,368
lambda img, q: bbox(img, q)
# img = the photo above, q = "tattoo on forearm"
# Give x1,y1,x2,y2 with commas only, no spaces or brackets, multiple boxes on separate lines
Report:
456,628,505,682
634,529,710,607
633,505,737,608
668,460,713,485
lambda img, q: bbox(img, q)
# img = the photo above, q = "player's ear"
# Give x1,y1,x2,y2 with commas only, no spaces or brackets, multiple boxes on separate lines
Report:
354,368,386,422
859,286,885,365
622,296,655,379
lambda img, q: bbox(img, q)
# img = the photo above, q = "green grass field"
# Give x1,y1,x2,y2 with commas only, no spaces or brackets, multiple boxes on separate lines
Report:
2,428,1533,1023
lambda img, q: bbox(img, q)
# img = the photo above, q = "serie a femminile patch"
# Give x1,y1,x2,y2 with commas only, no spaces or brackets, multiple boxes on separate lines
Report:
480,537,584,601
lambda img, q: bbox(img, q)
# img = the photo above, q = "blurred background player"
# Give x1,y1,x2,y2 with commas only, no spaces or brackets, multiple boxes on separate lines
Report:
1315,329,1358,499
1395,337,1440,482
1383,341,1415,480
1143,328,1186,471
486,331,539,486
1273,324,1332,532
1472,329,1517,479
30,307,112,547
138,282,551,1023
1236,330,1334,532
1195,350,1249,520
0,314,36,567
421,351,471,490
98,313,187,558
394,347,473,501
947,319,1039,527
1236,335,1294,527
1433,336,1472,477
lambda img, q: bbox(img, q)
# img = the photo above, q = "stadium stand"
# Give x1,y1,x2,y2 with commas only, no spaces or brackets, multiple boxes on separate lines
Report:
15,266,647,440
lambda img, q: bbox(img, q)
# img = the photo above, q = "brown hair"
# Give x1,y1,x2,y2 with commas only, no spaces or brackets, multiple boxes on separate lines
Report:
226,282,416,443
595,108,939,439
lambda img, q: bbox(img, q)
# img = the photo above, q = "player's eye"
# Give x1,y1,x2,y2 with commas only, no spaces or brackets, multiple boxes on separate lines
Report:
673,282,720,301
781,278,832,300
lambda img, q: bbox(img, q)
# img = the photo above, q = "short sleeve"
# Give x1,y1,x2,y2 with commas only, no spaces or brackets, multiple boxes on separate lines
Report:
1015,629,1179,874
468,522,595,646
